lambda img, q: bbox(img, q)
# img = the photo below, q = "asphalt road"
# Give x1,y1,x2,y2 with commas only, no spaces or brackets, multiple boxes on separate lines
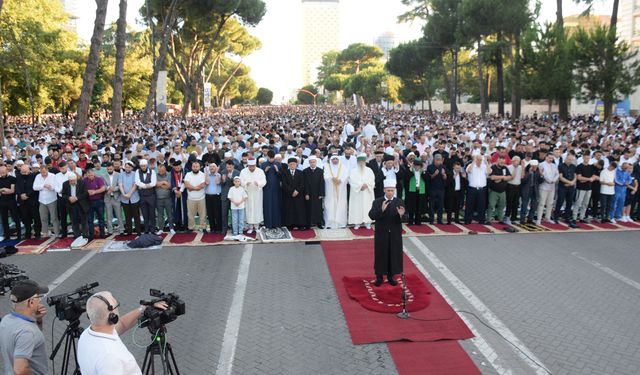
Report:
0,231,638,374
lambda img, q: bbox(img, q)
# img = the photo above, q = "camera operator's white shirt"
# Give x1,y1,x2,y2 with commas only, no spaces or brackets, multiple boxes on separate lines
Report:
78,327,141,375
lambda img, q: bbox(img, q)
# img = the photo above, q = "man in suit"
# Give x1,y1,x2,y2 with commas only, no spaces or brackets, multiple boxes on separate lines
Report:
15,163,40,239
170,160,188,231
62,173,89,239
281,158,306,230
368,179,405,287
103,162,123,235
367,150,385,198
445,161,467,224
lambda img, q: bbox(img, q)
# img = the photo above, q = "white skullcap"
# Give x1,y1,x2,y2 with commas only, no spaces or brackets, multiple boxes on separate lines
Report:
33,163,41,168
224,152,232,158
330,154,339,160
383,179,397,188
139,159,148,165
529,160,539,167
247,159,256,166
308,155,318,161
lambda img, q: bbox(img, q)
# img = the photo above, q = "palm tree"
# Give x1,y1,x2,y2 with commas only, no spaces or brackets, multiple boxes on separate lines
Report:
111,0,127,126
74,0,109,135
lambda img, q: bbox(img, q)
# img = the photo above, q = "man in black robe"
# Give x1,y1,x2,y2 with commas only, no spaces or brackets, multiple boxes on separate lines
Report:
367,149,385,198
368,179,405,287
281,158,307,230
303,156,324,228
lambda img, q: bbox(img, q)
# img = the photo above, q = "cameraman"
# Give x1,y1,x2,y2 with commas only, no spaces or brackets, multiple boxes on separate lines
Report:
77,291,167,375
0,280,49,375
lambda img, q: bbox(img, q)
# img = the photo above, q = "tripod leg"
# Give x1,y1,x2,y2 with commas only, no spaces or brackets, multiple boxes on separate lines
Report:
166,345,180,375
71,338,81,375
61,332,72,375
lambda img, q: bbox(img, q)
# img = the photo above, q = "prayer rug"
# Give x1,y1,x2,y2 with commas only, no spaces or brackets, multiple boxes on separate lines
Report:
343,274,430,314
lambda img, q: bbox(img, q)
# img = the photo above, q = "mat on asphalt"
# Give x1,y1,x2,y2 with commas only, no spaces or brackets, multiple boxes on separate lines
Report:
17,237,50,246
169,232,197,244
463,223,492,233
290,228,317,240
387,341,481,375
406,224,435,234
350,227,374,237
322,239,473,345
434,223,463,234
343,274,430,314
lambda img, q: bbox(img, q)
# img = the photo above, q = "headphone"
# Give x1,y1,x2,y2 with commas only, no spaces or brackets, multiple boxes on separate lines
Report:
93,295,119,325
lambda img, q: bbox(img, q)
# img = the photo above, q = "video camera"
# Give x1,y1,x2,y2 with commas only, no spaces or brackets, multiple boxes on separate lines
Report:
139,289,185,333
0,263,28,296
47,282,99,322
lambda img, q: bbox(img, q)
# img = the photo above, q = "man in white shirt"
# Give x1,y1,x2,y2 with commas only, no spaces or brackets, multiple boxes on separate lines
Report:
184,160,207,232
77,291,167,375
464,155,491,224
54,161,74,238
32,164,59,238
536,153,560,224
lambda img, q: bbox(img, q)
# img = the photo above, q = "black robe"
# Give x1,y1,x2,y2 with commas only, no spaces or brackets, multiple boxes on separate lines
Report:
281,168,306,227
368,197,404,276
367,159,385,198
303,167,325,226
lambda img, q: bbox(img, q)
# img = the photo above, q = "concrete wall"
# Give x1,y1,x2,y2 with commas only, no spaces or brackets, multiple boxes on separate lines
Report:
393,99,600,116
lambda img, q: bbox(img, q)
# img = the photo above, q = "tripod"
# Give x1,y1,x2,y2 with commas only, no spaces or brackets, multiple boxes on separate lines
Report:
141,326,180,375
50,319,83,375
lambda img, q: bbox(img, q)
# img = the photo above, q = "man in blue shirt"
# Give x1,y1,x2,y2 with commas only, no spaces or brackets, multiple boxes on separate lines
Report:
205,163,222,233
118,161,141,236
0,280,49,375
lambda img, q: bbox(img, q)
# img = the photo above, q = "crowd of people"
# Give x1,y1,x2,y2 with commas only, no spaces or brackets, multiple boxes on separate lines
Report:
0,106,638,243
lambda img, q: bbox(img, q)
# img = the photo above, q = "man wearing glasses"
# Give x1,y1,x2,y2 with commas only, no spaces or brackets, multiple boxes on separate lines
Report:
0,280,49,375
78,292,167,374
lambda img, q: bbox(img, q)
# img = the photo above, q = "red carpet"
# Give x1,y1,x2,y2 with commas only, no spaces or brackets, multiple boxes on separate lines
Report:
291,229,317,240
489,222,516,232
243,231,257,239
350,227,375,237
540,221,569,231
170,232,197,244
433,224,463,234
388,341,481,375
201,233,225,243
575,222,594,230
47,237,75,250
322,240,473,344
591,221,618,230
463,224,492,233
406,224,435,234
18,237,49,246
114,234,137,241
343,274,430,314
616,221,640,229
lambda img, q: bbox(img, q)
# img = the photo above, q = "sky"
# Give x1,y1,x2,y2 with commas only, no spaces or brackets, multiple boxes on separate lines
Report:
72,0,613,103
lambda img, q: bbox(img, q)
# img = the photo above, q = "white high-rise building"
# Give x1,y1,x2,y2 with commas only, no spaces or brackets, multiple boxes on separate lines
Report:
374,31,396,61
61,0,81,35
617,0,640,48
301,0,340,86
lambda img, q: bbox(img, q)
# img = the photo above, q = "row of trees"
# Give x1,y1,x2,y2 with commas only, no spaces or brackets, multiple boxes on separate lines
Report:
384,0,640,120
0,0,274,134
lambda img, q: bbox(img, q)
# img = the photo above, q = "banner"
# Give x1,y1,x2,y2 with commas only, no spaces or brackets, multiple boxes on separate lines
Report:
157,70,168,113
594,98,630,118
204,82,212,109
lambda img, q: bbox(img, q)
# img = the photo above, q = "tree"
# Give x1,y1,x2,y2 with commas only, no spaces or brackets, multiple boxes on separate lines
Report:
156,0,266,117
111,0,127,126
256,87,273,105
387,39,442,113
573,25,640,121
74,0,109,134
297,85,318,105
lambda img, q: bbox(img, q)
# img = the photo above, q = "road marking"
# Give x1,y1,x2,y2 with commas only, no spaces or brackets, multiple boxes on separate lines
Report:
572,252,640,291
46,250,99,294
403,246,511,374
215,244,253,375
408,236,550,375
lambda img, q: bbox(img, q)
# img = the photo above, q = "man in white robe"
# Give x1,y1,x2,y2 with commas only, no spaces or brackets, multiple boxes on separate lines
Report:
239,158,266,233
348,154,375,229
323,154,349,228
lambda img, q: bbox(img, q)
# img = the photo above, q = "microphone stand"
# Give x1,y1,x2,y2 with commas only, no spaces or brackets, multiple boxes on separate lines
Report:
396,271,410,319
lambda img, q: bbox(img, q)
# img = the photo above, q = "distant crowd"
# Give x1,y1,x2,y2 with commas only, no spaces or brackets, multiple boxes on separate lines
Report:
0,106,639,242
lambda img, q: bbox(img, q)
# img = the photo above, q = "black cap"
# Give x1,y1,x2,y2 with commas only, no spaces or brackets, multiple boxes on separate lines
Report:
10,280,49,303
287,157,298,164
413,160,423,166
383,154,394,162
172,160,182,166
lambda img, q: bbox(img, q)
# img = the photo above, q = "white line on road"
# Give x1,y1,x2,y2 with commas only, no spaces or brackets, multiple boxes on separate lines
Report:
46,250,99,295
572,251,640,291
215,244,253,375
403,246,511,375
408,236,550,375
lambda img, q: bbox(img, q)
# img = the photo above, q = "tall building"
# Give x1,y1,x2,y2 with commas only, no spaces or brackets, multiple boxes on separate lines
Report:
374,31,396,61
61,0,81,35
301,0,340,86
617,0,640,48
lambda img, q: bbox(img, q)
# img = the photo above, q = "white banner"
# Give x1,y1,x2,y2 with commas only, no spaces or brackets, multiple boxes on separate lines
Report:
204,82,212,109
157,70,168,113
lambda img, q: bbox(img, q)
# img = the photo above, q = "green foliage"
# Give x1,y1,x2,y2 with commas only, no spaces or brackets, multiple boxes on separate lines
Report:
572,25,640,107
256,87,273,105
297,85,318,105
0,0,83,116
343,68,400,104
